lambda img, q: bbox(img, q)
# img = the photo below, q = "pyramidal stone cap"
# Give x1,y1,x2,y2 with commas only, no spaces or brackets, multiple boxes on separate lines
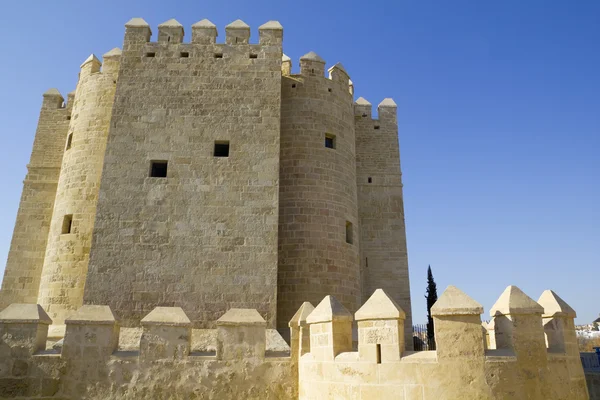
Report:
0,304,52,324
43,88,63,97
65,305,116,325
282,54,291,62
217,308,266,326
289,302,315,327
259,20,283,30
141,307,191,327
158,18,183,27
328,62,347,74
193,19,217,29
355,289,406,321
378,98,397,108
80,54,101,68
537,290,577,318
431,285,483,316
300,51,325,63
355,97,371,106
103,48,122,58
306,295,353,324
490,285,544,316
125,17,150,28
226,19,250,29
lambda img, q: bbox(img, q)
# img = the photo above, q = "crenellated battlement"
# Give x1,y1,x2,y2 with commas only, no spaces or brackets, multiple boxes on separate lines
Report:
0,303,295,398
294,285,589,399
123,17,282,49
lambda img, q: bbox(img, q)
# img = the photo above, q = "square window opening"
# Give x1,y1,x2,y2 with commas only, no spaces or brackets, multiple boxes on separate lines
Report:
214,53,223,58
328,88,332,92
62,214,73,234
180,52,189,58
325,134,336,149
66,133,73,150
346,221,353,244
291,84,296,88
150,160,168,178
66,115,71,120
145,52,156,58
214,141,230,157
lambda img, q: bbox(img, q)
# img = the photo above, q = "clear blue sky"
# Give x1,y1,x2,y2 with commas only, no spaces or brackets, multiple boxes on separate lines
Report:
0,1,598,324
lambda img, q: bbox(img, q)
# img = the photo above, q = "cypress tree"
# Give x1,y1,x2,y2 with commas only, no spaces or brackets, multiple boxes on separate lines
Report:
425,265,438,349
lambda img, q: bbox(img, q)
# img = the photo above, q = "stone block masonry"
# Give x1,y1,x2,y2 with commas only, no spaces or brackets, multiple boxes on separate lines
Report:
1,17,412,339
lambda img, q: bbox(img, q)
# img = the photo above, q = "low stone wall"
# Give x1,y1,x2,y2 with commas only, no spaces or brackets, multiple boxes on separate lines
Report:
0,304,295,399
297,286,589,399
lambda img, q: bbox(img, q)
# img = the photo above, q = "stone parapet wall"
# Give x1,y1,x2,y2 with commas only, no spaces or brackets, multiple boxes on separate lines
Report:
297,286,589,399
0,305,294,399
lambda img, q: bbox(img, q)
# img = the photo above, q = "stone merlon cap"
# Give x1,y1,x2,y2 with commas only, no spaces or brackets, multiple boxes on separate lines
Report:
378,98,397,108
431,285,483,316
65,305,116,325
289,302,315,328
125,17,150,28
0,304,52,325
537,290,577,318
282,54,291,62
80,54,101,68
490,285,544,316
103,48,122,59
259,20,283,30
306,295,353,324
300,51,325,63
158,18,183,28
192,19,217,29
141,307,191,327
226,19,250,30
43,88,63,97
217,308,266,326
328,62,347,74
355,97,371,106
355,289,406,321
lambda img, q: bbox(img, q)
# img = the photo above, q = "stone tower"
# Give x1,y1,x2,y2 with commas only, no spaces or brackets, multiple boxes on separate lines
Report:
0,18,412,342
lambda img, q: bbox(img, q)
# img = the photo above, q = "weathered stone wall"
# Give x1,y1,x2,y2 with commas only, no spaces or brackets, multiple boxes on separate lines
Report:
297,286,589,400
37,52,119,324
83,19,282,328
355,97,413,348
0,304,294,399
0,91,70,309
277,55,361,333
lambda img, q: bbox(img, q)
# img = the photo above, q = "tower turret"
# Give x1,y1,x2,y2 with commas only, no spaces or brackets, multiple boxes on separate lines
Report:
277,53,360,334
37,50,120,323
0,88,71,308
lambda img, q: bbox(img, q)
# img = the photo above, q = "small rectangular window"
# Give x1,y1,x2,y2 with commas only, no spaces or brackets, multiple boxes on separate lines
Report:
325,133,336,149
214,53,223,59
180,52,189,58
150,160,168,178
368,177,372,183
145,52,156,58
346,221,353,244
374,125,380,130
62,214,73,234
249,53,258,59
66,133,73,150
214,141,230,157
376,344,381,364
